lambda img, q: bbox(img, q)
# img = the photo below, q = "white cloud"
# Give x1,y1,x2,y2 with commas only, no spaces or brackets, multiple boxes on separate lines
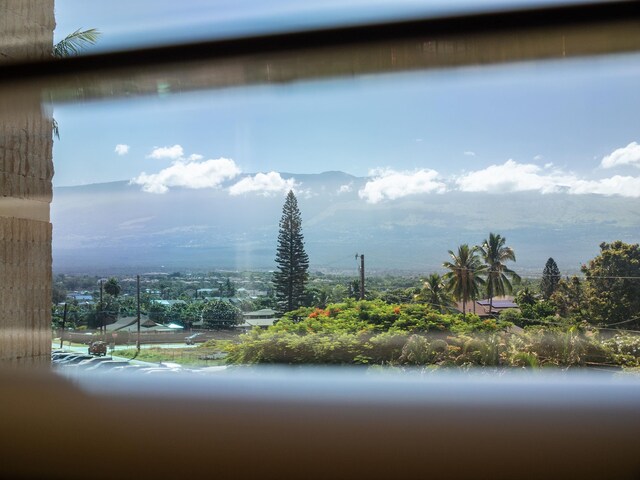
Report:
188,154,203,161
600,142,640,169
455,159,640,197
544,162,554,169
567,176,640,197
115,144,129,155
358,168,446,204
455,159,576,194
337,183,353,194
131,157,241,194
534,154,544,161
147,144,184,160
463,151,476,156
229,172,296,196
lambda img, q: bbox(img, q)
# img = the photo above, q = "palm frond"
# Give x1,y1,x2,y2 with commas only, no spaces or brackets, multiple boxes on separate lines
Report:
53,28,101,58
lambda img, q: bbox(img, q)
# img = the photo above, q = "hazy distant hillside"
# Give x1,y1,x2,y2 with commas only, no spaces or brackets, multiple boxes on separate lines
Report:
52,171,639,275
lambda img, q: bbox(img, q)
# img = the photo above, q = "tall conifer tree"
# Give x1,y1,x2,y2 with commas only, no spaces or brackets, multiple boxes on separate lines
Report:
541,257,561,300
273,190,309,313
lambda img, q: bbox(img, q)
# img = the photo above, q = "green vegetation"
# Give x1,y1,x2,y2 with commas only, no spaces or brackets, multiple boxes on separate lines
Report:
443,244,485,317
53,28,100,58
273,190,309,313
115,340,230,366
541,257,561,300
225,300,638,368
52,234,640,370
479,233,521,313
202,300,242,328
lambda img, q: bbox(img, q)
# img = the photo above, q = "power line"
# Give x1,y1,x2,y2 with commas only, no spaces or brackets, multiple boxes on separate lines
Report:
445,267,640,280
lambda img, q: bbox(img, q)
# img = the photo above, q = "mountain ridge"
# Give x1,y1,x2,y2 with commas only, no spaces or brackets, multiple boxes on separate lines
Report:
52,171,639,275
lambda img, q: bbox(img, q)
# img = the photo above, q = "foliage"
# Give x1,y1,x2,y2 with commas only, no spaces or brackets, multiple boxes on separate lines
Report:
582,241,640,328
52,282,67,304
114,343,229,366
148,303,168,323
220,277,236,297
515,287,536,306
519,301,556,322
53,28,101,58
603,335,640,367
273,191,310,313
168,302,187,324
479,232,521,312
103,277,121,297
541,257,561,300
201,300,242,329
417,273,454,313
443,244,486,317
550,276,585,319
227,324,633,368
88,296,119,329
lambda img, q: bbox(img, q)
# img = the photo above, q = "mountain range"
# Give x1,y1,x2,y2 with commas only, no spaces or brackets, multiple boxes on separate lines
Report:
52,171,640,276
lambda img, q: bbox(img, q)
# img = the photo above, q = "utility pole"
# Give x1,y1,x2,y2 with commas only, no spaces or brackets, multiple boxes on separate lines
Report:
99,279,104,341
59,303,68,349
136,274,141,352
357,254,365,300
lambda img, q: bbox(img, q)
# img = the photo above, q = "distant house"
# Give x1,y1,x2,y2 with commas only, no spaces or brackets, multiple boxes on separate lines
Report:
239,308,279,329
454,296,519,317
105,316,183,333
67,293,94,303
151,299,187,308
195,288,215,298
205,296,242,306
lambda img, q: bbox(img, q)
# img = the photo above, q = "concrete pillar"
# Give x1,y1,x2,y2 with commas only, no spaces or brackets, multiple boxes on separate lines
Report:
0,0,55,366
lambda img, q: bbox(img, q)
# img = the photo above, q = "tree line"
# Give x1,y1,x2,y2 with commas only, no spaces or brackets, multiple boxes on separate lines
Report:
273,190,640,330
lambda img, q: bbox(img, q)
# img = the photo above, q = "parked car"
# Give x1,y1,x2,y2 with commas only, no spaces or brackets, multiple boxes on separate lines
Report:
185,333,203,345
88,341,107,356
58,354,93,366
84,361,130,372
71,356,114,369
51,352,76,362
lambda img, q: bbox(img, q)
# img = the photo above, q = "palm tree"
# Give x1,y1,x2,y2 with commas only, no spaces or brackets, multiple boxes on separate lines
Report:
53,28,100,58
419,273,454,313
103,277,121,297
51,28,101,139
479,233,521,314
443,244,486,318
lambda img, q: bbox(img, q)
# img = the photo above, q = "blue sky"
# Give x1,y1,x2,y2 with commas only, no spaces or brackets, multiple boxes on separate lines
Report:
52,0,640,203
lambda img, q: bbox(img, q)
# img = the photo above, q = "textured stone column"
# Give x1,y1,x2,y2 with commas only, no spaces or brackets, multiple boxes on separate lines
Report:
0,0,55,367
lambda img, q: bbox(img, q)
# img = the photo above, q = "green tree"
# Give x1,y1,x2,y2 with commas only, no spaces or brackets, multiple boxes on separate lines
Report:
182,302,203,331
479,233,521,313
515,287,536,306
52,282,67,304
103,277,121,297
90,295,119,330
273,190,310,313
201,300,242,329
582,241,640,327
418,273,454,313
541,257,561,300
223,277,236,296
348,280,361,299
443,244,486,318
148,303,168,323
551,276,585,319
168,302,188,324
304,286,330,308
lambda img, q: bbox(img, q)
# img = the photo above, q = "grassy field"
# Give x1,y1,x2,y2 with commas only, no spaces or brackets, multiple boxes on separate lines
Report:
114,340,230,366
